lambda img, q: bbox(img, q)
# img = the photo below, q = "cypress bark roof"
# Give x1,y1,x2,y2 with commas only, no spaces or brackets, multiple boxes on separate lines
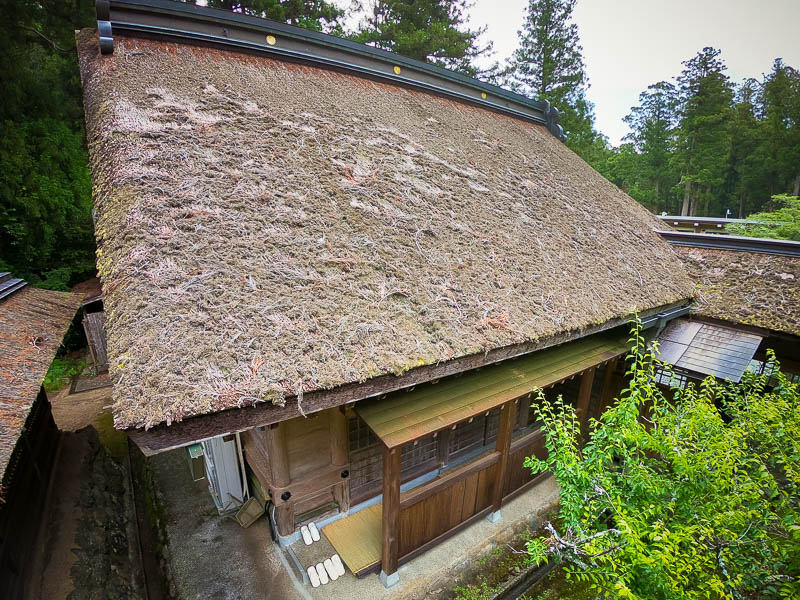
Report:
675,245,800,337
77,31,694,430
0,286,80,484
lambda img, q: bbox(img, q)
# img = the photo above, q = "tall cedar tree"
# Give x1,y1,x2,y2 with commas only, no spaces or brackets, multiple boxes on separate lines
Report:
672,47,733,216
205,0,343,32
506,0,600,160
757,60,800,199
352,0,492,77
622,82,679,213
0,0,95,289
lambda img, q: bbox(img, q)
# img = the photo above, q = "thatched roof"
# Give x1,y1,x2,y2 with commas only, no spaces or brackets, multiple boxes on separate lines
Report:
0,285,80,484
77,31,694,430
674,245,800,337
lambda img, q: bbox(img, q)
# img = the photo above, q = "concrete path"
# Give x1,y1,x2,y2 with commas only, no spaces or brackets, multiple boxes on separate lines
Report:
148,450,305,600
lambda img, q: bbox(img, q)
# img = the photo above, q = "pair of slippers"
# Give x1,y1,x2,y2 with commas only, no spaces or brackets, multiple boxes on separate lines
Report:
300,522,320,545
307,554,346,587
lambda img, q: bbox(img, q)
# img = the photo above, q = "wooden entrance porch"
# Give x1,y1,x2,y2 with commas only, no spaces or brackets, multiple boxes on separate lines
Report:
327,332,628,586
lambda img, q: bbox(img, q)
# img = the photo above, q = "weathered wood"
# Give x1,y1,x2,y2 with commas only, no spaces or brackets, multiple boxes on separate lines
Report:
357,337,629,448
492,401,515,511
83,310,108,372
266,423,290,488
268,466,346,507
381,445,401,577
576,367,596,440
399,450,500,510
329,406,348,467
128,303,686,456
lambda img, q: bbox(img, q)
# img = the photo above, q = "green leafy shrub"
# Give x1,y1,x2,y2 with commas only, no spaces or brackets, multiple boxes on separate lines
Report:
525,320,800,599
44,356,86,392
727,194,800,241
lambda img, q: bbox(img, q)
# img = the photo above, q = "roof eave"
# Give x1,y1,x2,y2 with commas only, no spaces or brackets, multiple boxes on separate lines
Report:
126,300,691,456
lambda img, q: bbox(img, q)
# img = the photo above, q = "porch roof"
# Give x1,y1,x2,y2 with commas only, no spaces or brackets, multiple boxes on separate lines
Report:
356,332,628,448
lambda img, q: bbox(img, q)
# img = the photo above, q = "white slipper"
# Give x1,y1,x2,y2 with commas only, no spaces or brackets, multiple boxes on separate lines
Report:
323,558,338,581
331,554,346,577
316,562,329,585
309,522,321,542
300,525,313,546
307,565,320,588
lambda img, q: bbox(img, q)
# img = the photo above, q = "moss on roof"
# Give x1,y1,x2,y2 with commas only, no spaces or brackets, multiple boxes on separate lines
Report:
674,245,800,337
77,31,694,430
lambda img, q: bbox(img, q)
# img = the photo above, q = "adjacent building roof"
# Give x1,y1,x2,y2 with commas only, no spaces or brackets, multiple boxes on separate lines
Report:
71,276,103,306
77,28,694,430
674,244,800,337
657,320,762,383
0,280,80,484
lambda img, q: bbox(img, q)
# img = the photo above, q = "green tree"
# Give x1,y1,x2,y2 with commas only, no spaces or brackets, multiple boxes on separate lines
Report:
725,79,767,217
673,47,734,216
622,82,679,213
756,60,800,200
0,0,96,289
204,0,343,32
726,194,800,241
351,0,492,76
505,0,602,165
525,321,800,599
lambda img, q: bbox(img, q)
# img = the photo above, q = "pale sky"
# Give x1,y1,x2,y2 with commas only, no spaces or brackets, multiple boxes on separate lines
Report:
467,0,800,145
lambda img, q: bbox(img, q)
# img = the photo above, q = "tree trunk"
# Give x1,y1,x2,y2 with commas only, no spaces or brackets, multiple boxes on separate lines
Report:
793,172,800,198
739,190,745,219
681,181,692,216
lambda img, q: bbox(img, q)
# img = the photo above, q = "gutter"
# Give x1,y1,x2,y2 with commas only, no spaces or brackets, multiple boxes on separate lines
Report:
94,0,566,141
657,230,800,257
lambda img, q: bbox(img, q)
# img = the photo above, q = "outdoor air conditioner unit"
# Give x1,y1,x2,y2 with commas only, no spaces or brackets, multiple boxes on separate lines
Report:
201,434,248,514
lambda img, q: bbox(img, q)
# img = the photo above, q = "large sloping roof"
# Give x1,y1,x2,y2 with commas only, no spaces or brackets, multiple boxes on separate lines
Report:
674,245,800,337
0,284,80,483
77,31,694,430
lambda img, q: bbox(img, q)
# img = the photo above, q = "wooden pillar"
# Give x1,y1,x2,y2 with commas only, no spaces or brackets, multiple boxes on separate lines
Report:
266,423,293,536
599,358,620,415
576,367,596,441
380,444,401,587
436,428,451,468
329,406,348,467
516,395,531,430
491,400,516,514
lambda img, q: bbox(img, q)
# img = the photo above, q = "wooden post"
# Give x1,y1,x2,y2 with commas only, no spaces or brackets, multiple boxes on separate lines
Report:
266,423,293,536
380,444,401,587
491,400,516,514
599,358,620,415
517,394,531,429
329,406,348,467
576,367,596,441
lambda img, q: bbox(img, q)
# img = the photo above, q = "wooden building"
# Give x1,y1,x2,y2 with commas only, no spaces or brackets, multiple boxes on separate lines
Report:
0,274,80,599
658,232,800,387
71,277,108,373
77,1,696,587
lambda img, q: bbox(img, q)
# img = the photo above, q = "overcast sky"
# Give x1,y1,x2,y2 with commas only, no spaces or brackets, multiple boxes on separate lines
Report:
467,0,800,145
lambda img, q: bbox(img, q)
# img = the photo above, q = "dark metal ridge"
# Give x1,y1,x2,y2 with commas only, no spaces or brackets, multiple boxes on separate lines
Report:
95,0,566,141
657,230,800,257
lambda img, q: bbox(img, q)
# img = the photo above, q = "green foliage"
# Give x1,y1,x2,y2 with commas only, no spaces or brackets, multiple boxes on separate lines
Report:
0,0,96,289
350,0,492,76
525,320,800,599
726,194,800,241
44,355,86,392
453,577,500,600
504,0,605,163
203,0,343,32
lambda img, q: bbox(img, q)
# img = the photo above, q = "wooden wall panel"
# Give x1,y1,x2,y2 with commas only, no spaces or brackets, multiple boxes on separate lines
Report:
397,464,496,557
286,413,331,481
503,431,546,498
